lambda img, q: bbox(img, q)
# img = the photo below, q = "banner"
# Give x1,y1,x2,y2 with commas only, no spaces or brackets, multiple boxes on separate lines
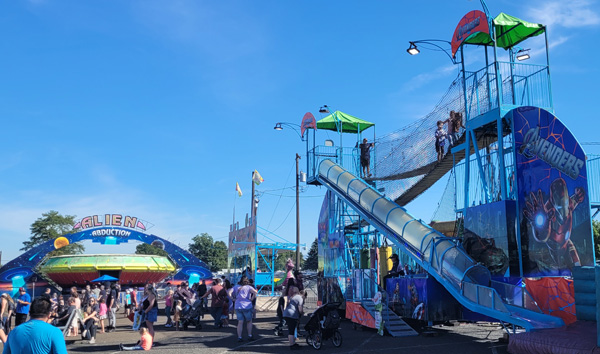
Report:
228,221,256,255
463,201,519,277
301,112,317,138
525,277,576,325
513,107,593,277
451,10,489,58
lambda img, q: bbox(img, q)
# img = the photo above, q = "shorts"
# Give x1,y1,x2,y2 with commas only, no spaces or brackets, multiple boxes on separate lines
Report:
284,317,298,335
360,157,369,167
145,308,158,323
435,141,445,153
236,309,252,322
99,315,107,320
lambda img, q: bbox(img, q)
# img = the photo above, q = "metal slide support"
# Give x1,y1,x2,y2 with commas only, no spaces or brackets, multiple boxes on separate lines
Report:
470,129,490,203
463,130,471,210
497,115,507,201
544,27,554,112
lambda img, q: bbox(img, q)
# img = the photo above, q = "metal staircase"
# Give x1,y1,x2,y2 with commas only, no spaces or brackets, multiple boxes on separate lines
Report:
361,301,418,337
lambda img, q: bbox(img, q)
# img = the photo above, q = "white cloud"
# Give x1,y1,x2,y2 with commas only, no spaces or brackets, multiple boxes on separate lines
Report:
401,65,458,93
528,35,570,59
528,0,600,28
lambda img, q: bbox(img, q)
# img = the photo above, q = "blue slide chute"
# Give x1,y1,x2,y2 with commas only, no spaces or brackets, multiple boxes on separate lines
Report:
317,159,564,331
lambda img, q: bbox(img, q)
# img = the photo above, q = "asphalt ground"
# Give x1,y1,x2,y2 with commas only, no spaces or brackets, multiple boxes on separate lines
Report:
2,309,510,354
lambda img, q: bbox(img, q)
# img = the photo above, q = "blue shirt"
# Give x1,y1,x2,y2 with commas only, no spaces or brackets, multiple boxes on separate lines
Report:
3,319,67,354
15,293,31,315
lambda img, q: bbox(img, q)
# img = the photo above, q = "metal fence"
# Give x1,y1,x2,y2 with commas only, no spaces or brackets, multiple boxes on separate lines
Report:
464,61,552,121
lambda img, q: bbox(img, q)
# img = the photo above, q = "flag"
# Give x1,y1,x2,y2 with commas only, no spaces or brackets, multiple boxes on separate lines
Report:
235,182,243,197
252,170,264,185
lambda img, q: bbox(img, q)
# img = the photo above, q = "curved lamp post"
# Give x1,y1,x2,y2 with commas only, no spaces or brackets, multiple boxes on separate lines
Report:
273,122,306,141
406,39,459,65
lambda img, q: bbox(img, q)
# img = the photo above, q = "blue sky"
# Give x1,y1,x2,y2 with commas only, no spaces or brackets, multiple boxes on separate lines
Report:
0,0,599,264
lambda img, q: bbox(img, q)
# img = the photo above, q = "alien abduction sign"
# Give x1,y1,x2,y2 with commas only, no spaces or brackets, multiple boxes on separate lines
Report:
513,107,593,277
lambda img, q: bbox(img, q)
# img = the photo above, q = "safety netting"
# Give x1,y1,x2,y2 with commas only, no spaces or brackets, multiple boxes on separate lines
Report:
372,75,465,202
372,63,517,205
430,171,457,222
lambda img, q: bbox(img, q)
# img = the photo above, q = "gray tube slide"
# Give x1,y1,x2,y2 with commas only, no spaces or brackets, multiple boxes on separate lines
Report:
317,159,565,330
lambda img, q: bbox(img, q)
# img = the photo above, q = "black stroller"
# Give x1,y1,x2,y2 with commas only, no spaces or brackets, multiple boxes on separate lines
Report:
181,299,204,330
304,302,342,350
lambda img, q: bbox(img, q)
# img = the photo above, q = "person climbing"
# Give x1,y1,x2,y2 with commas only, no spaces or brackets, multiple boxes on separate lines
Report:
359,138,375,178
435,120,448,163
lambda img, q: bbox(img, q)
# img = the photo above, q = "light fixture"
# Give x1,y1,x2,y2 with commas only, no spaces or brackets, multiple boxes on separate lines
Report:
274,123,283,130
319,105,330,114
407,42,420,55
516,49,530,61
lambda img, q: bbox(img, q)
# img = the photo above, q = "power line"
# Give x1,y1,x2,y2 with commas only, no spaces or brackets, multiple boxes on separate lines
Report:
266,160,296,230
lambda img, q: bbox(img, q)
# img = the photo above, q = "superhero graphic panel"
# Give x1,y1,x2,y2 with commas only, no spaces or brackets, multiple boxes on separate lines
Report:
513,107,593,276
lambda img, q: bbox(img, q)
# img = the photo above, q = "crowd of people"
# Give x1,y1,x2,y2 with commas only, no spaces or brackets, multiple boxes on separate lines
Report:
0,259,310,352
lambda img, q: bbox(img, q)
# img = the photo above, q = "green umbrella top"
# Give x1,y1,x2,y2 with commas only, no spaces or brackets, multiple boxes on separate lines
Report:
316,110,374,134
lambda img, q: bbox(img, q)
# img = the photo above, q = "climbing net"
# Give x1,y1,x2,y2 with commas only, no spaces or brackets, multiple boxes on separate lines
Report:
372,75,465,202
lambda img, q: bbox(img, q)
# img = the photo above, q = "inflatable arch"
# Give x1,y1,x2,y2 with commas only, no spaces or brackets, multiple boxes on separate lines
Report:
0,226,211,292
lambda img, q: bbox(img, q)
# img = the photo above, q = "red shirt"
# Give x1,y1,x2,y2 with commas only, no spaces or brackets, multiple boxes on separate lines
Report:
209,285,225,308
140,333,152,350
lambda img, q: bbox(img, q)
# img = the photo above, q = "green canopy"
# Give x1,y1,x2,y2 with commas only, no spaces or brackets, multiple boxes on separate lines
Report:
316,110,374,134
463,12,545,49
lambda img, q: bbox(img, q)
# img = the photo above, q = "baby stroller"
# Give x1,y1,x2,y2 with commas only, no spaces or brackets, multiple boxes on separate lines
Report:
304,302,342,350
181,299,204,330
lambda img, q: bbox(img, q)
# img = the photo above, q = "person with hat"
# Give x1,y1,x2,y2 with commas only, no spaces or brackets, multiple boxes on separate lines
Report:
383,254,405,290
14,287,31,326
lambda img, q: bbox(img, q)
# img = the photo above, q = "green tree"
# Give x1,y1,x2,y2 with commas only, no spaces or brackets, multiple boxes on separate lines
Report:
303,238,318,270
21,210,84,256
593,220,600,260
188,233,227,272
135,243,169,257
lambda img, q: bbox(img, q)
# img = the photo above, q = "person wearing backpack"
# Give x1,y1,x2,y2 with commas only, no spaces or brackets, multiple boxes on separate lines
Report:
200,278,227,328
233,277,257,342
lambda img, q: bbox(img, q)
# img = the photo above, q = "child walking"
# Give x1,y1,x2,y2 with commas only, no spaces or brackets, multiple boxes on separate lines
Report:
221,298,229,327
98,298,107,333
435,120,448,163
173,300,182,331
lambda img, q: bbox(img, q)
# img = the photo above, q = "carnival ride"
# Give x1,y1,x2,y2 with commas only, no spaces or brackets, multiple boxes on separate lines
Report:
0,226,211,293
303,6,600,336
38,254,176,286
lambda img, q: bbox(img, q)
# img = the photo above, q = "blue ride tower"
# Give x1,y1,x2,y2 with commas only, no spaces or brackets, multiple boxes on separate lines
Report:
301,3,598,333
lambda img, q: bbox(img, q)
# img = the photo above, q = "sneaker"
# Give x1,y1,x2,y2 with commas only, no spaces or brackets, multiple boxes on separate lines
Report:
82,330,88,338
248,336,255,341
165,324,172,328
89,338,96,344
290,343,301,350
237,337,243,342
119,343,124,351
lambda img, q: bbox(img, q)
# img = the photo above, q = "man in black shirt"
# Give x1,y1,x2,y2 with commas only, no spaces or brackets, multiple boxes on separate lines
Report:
197,280,208,313
359,138,374,178
106,283,118,332
99,285,106,303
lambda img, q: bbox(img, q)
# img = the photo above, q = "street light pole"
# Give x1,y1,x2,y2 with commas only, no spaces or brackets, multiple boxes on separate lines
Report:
295,153,301,269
